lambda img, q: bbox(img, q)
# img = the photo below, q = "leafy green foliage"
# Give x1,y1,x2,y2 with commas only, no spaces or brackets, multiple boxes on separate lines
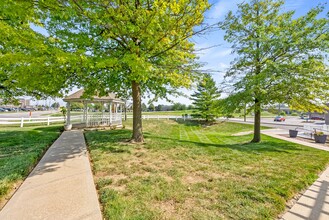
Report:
172,102,187,111
142,103,148,112
33,0,210,141
191,74,221,121
219,0,329,141
51,102,60,108
60,107,67,119
33,0,210,98
148,103,155,112
0,1,76,103
70,102,84,110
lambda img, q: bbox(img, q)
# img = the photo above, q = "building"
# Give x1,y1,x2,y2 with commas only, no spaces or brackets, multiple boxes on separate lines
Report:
0,98,31,108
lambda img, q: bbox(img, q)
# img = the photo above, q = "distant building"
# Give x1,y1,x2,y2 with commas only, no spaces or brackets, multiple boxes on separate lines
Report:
18,99,30,107
0,98,31,108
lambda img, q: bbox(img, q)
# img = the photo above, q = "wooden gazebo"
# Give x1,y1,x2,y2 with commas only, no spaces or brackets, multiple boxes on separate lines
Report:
63,89,124,130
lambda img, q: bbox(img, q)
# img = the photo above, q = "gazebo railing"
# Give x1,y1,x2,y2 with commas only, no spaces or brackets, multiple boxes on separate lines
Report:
86,113,122,127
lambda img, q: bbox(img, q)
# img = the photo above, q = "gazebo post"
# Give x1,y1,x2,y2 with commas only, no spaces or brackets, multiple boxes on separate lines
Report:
115,103,118,121
101,101,104,124
120,103,123,124
65,102,72,130
109,101,112,125
83,101,87,123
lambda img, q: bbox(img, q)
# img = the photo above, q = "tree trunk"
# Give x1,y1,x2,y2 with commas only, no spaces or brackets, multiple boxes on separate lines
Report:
251,98,261,143
124,103,127,121
132,81,144,142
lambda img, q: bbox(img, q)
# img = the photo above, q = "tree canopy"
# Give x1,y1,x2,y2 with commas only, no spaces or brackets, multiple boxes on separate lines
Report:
0,1,75,103
220,0,329,142
33,0,210,142
148,103,155,112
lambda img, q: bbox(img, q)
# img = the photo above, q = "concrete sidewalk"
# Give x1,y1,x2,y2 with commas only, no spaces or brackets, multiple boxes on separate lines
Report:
261,129,329,220
262,129,329,152
0,131,102,220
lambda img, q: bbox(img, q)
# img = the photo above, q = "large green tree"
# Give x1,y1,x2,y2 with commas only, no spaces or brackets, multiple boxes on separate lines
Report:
220,0,329,142
0,1,74,103
36,0,210,142
191,73,221,121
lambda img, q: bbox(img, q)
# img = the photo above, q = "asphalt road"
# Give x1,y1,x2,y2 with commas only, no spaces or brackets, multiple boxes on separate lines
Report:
229,116,326,130
0,110,58,118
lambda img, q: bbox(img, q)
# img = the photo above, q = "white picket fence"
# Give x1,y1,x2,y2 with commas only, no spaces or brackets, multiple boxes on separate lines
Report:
86,114,122,127
0,116,83,127
0,115,190,127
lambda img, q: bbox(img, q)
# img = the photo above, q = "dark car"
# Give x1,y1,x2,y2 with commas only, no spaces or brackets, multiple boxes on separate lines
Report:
274,116,285,122
310,116,325,120
3,107,13,111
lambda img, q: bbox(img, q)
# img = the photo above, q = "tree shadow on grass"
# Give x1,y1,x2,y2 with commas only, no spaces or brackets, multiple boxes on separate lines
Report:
147,134,306,154
86,128,308,155
0,126,62,192
173,118,225,127
85,129,133,154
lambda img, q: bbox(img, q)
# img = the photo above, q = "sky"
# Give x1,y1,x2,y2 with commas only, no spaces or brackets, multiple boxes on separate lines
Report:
30,0,329,107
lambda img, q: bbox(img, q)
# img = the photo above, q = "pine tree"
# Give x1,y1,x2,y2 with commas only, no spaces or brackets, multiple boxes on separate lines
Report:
191,74,221,121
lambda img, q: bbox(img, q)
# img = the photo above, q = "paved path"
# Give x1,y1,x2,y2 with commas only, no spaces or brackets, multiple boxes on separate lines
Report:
261,129,329,220
0,131,102,220
262,129,329,152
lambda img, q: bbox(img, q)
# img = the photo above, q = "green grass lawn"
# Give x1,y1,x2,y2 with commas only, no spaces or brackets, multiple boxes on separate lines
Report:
0,125,62,206
129,110,194,116
85,120,329,219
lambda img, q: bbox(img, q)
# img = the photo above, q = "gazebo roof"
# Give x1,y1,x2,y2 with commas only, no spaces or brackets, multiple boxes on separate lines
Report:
63,89,123,103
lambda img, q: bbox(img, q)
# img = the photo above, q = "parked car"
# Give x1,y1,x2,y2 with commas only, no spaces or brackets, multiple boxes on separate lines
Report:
0,107,5,112
3,107,13,111
310,116,325,120
274,116,285,122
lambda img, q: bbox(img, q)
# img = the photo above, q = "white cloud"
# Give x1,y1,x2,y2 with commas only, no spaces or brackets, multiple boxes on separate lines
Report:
197,46,232,60
208,0,245,19
212,49,232,58
194,42,211,50
218,62,229,69
284,0,306,10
